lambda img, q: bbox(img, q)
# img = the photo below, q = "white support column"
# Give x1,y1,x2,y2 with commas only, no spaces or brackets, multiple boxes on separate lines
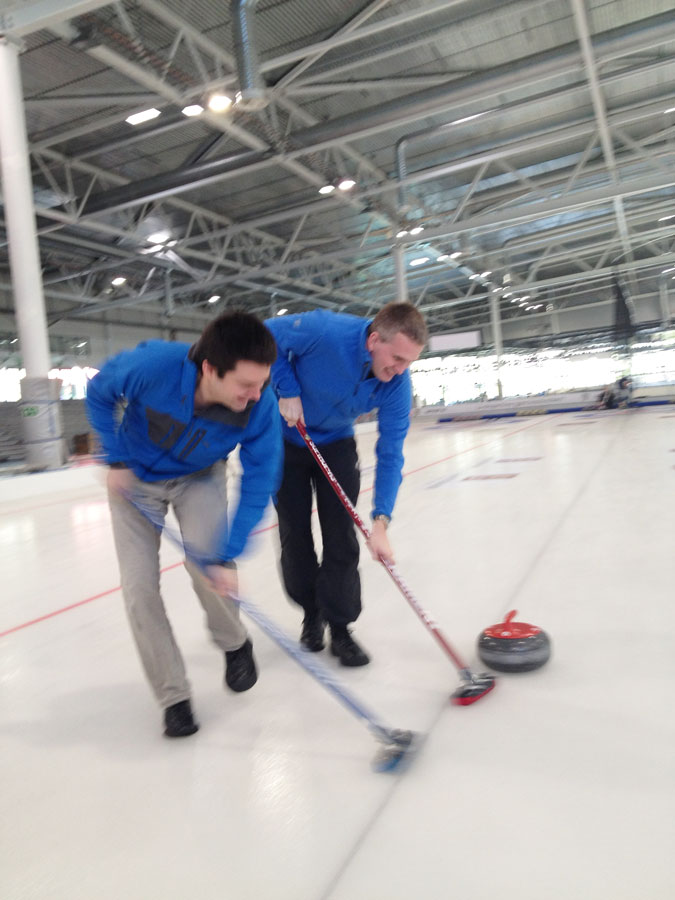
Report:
659,275,671,326
0,36,64,468
489,288,503,398
550,307,561,334
393,244,408,302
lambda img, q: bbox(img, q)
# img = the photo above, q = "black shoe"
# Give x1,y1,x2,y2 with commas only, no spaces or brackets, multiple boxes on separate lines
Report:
330,626,370,667
225,639,258,692
164,699,199,738
300,613,325,652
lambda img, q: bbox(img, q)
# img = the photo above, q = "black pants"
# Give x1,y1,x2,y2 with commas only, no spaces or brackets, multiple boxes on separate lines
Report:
275,437,361,627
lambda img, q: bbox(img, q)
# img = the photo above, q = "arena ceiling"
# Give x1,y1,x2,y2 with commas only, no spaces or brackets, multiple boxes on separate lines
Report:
1,0,674,342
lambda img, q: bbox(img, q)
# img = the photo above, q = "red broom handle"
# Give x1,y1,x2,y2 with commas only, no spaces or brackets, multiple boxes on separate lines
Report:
296,421,470,673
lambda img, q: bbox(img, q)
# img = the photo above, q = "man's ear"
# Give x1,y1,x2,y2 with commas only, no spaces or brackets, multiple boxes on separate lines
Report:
366,330,379,353
201,359,215,378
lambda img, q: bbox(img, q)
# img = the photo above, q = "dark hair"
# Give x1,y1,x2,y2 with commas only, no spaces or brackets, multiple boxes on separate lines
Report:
370,302,428,346
190,310,276,376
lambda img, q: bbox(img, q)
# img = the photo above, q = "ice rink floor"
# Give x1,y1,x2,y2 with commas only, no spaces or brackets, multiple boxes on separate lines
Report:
2,408,674,900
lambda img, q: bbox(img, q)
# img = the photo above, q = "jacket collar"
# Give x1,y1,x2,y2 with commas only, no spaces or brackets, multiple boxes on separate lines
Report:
197,401,255,428
181,347,199,408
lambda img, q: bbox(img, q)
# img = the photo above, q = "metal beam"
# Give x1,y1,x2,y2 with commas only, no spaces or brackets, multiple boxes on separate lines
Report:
26,133,675,316
79,12,675,215
25,93,158,107
0,0,112,36
404,172,675,245
112,171,673,297
570,0,636,293
259,0,477,75
174,93,672,250
272,0,392,89
290,7,675,86
56,20,387,226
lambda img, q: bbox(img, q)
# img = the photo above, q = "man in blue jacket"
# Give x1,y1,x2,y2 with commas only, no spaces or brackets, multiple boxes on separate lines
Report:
265,302,427,666
86,311,281,738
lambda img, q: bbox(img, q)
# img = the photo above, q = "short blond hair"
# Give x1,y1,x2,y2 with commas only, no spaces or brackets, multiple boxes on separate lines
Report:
370,302,428,346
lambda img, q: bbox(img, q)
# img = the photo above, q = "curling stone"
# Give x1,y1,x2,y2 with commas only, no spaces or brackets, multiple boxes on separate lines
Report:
477,610,551,673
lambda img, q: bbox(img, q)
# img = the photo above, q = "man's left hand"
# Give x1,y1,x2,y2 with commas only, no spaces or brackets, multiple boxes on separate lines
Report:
367,519,394,564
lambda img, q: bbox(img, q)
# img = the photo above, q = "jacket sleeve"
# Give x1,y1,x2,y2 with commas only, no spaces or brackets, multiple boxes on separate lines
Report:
85,349,147,465
372,373,413,519
220,386,283,560
264,313,324,399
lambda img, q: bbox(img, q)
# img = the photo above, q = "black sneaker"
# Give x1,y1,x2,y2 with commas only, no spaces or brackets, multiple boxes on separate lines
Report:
164,699,199,738
225,639,258,692
300,612,325,652
330,625,370,667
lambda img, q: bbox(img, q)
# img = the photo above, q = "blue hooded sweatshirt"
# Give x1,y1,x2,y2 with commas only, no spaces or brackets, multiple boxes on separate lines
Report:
264,310,412,520
86,340,281,561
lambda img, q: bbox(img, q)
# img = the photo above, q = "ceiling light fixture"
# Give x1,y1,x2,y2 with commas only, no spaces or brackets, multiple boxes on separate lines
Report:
450,251,462,259
208,295,220,304
658,214,675,222
125,108,161,126
396,229,409,238
337,177,356,191
318,184,336,195
409,225,424,235
276,308,288,316
437,254,449,262
182,104,204,117
111,276,127,286
207,93,233,113
147,230,171,244
409,257,429,267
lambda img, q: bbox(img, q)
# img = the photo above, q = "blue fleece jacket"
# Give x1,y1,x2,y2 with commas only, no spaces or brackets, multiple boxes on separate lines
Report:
264,310,412,520
85,340,281,561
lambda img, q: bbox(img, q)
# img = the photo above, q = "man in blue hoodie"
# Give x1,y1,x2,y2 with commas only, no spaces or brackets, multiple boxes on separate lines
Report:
86,311,281,738
265,302,427,666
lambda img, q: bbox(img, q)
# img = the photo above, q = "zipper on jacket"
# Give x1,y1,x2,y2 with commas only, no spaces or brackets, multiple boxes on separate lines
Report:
178,428,207,460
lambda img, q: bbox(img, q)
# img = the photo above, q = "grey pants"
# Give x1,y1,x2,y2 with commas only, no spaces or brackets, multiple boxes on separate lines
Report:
108,462,247,709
